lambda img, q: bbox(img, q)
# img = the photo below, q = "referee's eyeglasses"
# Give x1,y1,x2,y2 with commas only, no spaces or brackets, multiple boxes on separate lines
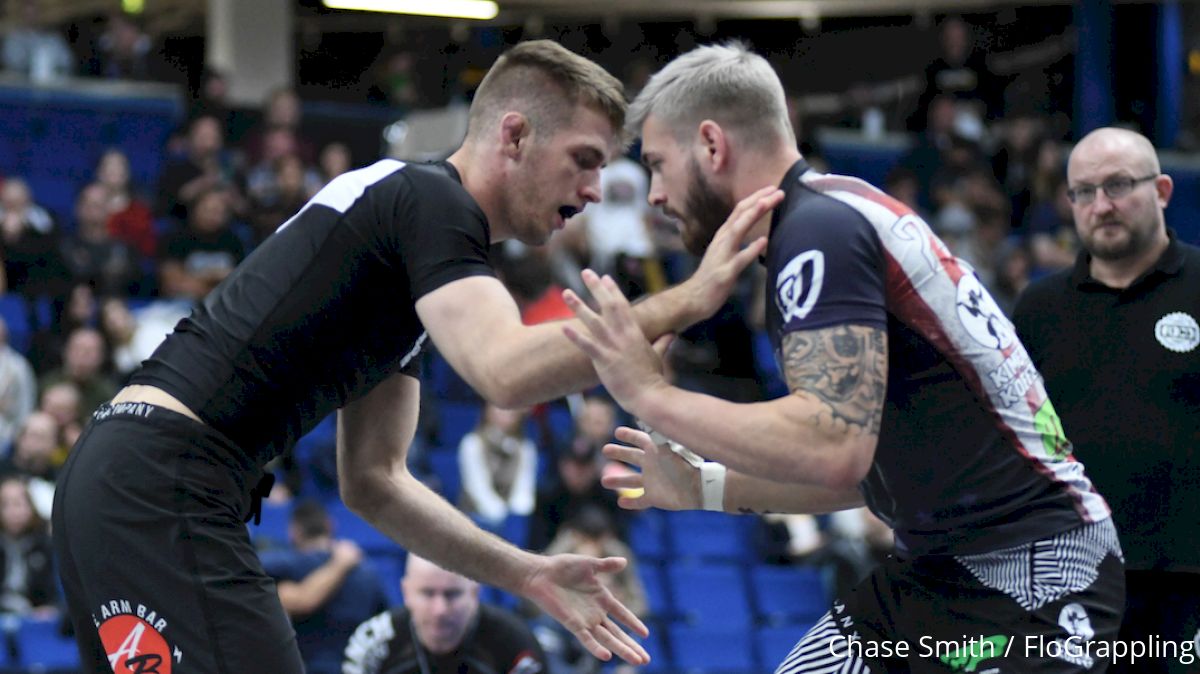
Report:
1066,174,1158,206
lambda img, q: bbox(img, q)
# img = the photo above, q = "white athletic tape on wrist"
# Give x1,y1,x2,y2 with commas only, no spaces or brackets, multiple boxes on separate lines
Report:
699,461,727,512
637,420,725,511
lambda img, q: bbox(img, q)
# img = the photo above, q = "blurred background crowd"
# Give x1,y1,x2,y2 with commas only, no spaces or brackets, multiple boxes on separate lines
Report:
0,0,1197,671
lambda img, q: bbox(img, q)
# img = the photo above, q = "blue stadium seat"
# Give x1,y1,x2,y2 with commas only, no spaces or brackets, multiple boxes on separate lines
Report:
369,551,406,608
664,511,751,562
749,565,829,626
14,616,81,670
0,294,34,353
666,563,752,627
427,448,461,502
668,624,755,674
327,502,402,555
636,562,672,620
628,510,669,562
435,401,482,451
425,352,482,403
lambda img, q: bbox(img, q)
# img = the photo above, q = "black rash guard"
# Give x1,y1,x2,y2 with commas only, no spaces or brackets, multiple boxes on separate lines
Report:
132,160,495,465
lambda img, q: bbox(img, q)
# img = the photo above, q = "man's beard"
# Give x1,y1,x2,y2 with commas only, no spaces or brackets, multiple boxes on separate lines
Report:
1083,218,1154,262
681,158,736,257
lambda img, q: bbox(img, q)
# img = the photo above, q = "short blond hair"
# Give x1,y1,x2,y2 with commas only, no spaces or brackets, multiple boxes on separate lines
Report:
628,42,794,151
467,40,626,144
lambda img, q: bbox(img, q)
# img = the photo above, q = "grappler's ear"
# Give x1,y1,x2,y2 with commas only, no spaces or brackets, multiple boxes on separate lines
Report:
500,112,531,158
696,120,729,170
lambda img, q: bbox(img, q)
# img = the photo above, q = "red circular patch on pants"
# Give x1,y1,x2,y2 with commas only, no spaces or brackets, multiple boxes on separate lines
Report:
99,614,173,674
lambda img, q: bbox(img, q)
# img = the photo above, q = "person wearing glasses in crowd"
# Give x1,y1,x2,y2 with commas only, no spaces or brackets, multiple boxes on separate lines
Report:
1013,127,1200,674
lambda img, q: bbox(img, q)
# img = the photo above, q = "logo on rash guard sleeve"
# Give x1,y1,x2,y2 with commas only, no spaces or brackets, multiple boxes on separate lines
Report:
776,250,825,323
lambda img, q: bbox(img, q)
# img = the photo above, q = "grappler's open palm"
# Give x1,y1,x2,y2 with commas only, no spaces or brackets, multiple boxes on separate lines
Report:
602,426,702,512
523,554,650,665
562,271,669,413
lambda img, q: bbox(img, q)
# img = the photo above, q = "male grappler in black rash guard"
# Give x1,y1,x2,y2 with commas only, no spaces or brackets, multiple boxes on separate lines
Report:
52,40,780,674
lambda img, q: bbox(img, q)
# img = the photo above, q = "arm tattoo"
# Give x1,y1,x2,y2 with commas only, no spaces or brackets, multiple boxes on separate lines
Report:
782,325,888,436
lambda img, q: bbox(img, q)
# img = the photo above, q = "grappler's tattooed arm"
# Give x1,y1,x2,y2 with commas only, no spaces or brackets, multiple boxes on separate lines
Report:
781,324,888,438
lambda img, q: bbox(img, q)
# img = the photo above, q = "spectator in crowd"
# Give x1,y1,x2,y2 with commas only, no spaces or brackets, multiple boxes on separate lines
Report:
0,178,67,298
0,317,36,451
247,152,320,243
343,553,548,674
577,158,657,284
0,476,57,616
241,88,317,166
27,282,96,376
529,412,624,552
158,186,245,300
95,147,157,259
62,183,141,296
1025,177,1078,274
0,411,59,519
261,500,388,674
90,12,154,81
38,380,82,465
156,114,238,222
38,326,115,421
318,142,353,186
97,296,189,383
1,0,72,81
458,402,538,532
910,16,1000,133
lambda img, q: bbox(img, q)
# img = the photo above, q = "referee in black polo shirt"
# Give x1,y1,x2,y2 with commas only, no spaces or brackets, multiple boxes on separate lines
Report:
1013,127,1200,674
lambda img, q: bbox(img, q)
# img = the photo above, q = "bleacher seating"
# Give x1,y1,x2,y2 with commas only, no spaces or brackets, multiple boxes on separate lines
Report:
13,616,80,672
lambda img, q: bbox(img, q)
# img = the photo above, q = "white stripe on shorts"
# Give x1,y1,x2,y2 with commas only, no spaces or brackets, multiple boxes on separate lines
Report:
954,518,1123,611
774,612,871,674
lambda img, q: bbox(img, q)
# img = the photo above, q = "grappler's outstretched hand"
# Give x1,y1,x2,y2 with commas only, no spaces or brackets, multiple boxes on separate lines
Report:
602,426,702,512
523,554,650,665
683,186,782,320
563,271,668,414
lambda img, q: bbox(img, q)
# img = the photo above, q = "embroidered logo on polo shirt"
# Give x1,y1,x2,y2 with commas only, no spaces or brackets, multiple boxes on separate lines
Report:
1154,312,1199,353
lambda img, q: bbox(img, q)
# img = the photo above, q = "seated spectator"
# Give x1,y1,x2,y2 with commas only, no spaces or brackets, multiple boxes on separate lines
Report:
0,411,59,519
91,12,153,80
38,381,82,463
39,326,116,421
27,282,97,375
0,476,56,616
98,296,190,382
343,553,547,674
95,148,157,259
1025,178,1078,274
158,187,245,300
260,500,388,674
0,317,36,450
318,142,353,186
241,88,317,166
62,183,141,296
529,420,624,552
458,403,538,532
156,114,239,222
0,178,67,298
247,151,320,243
